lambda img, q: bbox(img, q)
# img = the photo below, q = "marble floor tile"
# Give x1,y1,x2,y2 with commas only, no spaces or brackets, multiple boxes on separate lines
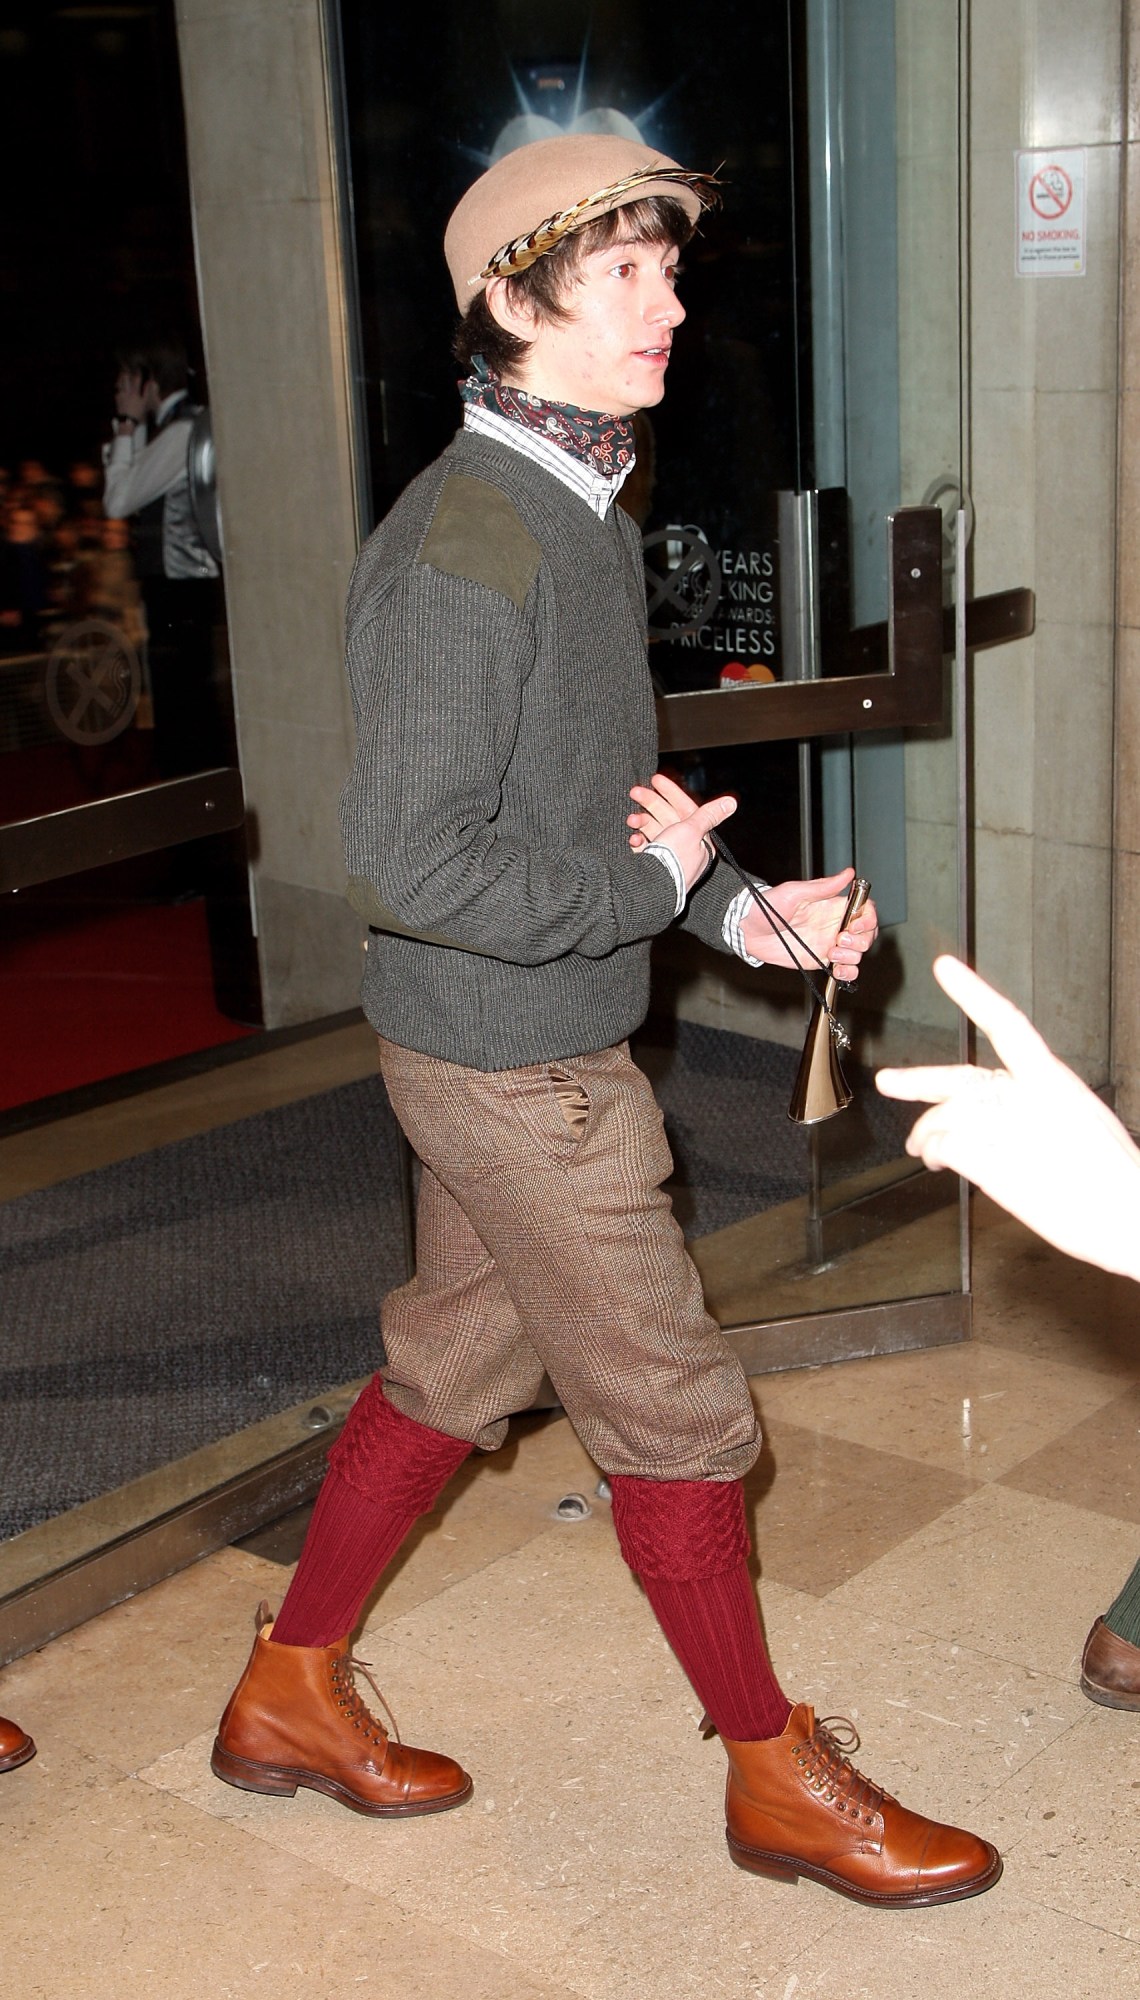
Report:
744,1416,979,1596
777,1894,1139,2000
0,1546,285,1774
999,1382,1140,1523
971,1201,1140,1379
984,1704,1140,1940
0,1734,123,1843
144,1531,850,2000
243,1415,610,1631
693,1192,960,1330
376,1415,603,1602
9,1775,576,2000
138,1505,1138,2000
759,1592,1087,1822
754,1339,1121,1483
826,1484,1140,1680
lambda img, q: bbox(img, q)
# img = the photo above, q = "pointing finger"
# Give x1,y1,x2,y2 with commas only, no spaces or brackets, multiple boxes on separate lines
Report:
876,1063,975,1105
931,955,1055,1078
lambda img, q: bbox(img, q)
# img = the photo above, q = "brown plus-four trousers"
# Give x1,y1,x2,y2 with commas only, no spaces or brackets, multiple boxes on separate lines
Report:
376,1037,761,1482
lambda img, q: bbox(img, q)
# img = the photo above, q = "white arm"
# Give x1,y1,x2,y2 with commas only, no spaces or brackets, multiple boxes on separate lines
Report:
102,420,190,518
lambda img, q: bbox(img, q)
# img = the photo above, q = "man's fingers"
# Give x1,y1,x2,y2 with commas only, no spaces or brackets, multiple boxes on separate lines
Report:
649,772,700,811
692,794,738,836
898,1104,957,1168
802,866,855,902
931,955,1053,1076
876,1063,969,1105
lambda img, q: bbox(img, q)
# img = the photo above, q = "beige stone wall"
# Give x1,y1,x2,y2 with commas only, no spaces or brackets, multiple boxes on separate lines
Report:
969,0,1122,1083
174,0,364,1027
1115,5,1140,1127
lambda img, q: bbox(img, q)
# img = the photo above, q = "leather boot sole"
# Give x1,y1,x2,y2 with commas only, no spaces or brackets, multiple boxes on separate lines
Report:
1080,1673,1140,1711
210,1739,473,1816
726,1830,1003,1908
0,1736,36,1774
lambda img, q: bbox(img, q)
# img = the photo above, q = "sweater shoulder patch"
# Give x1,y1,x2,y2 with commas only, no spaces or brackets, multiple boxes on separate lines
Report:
416,473,540,609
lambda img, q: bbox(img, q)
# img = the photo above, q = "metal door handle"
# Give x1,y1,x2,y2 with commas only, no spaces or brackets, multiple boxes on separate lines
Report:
0,768,246,894
656,507,1035,752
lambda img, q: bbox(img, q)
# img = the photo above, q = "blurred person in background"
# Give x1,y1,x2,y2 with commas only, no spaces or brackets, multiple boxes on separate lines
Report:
102,336,226,778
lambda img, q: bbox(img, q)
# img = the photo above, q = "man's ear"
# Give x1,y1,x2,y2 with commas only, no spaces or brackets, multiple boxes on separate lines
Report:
484,275,539,345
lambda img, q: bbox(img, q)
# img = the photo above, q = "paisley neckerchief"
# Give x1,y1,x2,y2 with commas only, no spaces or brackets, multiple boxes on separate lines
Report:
459,359,635,481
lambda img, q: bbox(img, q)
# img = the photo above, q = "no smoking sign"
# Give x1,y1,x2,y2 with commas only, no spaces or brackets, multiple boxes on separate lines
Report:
1017,147,1086,276
1030,162,1072,219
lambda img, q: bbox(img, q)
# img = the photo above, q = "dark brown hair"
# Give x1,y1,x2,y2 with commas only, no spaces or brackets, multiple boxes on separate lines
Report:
115,337,192,400
452,194,693,378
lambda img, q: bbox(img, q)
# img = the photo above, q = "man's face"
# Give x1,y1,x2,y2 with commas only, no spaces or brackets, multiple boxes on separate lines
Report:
495,234,685,416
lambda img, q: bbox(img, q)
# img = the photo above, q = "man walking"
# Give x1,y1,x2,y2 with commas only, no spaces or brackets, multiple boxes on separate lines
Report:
213,134,1001,1908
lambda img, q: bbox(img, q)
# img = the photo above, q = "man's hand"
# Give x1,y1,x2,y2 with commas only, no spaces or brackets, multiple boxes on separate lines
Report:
627,771,737,894
739,868,878,982
114,368,148,424
876,954,1140,1282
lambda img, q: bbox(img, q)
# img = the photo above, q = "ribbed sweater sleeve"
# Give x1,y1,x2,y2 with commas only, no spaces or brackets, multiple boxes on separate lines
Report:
341,562,677,966
678,862,741,955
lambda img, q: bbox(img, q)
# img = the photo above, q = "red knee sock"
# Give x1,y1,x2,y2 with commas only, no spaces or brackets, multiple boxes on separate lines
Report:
609,1474,792,1742
270,1377,472,1648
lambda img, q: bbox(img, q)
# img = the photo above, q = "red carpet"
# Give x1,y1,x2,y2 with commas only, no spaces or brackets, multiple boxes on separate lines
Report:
0,895,254,1111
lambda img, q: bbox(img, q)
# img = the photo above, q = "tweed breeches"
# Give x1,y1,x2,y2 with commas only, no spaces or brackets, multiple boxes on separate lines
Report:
375,1037,761,1482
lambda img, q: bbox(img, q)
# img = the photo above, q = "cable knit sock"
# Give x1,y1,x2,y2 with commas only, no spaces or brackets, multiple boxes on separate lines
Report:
610,1473,792,1742
1105,1557,1140,1648
270,1376,472,1648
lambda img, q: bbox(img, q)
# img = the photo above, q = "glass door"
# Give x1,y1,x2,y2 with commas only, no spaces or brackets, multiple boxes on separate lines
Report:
0,0,261,1122
646,0,975,1360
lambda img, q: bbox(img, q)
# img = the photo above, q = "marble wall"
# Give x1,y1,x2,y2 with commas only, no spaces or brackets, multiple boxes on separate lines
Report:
969,0,1122,1083
1115,3,1140,1127
174,0,364,1027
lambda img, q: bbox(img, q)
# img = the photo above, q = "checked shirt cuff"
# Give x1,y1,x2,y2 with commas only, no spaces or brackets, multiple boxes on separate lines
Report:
723,882,771,966
642,841,686,916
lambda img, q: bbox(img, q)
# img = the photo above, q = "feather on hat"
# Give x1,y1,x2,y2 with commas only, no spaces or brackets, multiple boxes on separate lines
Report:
444,135,720,312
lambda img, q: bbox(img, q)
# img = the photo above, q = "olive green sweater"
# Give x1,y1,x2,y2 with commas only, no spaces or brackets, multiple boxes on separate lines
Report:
341,428,735,1070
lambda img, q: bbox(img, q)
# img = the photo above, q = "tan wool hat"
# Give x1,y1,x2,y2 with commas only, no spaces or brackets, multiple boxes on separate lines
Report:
444,133,719,313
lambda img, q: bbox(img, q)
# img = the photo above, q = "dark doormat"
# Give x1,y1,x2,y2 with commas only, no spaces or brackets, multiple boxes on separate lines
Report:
0,1076,406,1542
0,1022,911,1542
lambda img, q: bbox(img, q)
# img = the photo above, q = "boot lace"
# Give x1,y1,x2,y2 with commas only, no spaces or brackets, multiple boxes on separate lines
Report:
792,1716,888,1825
329,1652,402,1748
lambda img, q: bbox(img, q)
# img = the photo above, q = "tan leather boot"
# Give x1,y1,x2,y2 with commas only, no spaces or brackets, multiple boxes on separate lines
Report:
0,1716,35,1773
1080,1616,1140,1709
722,1703,1001,1908
211,1607,472,1816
